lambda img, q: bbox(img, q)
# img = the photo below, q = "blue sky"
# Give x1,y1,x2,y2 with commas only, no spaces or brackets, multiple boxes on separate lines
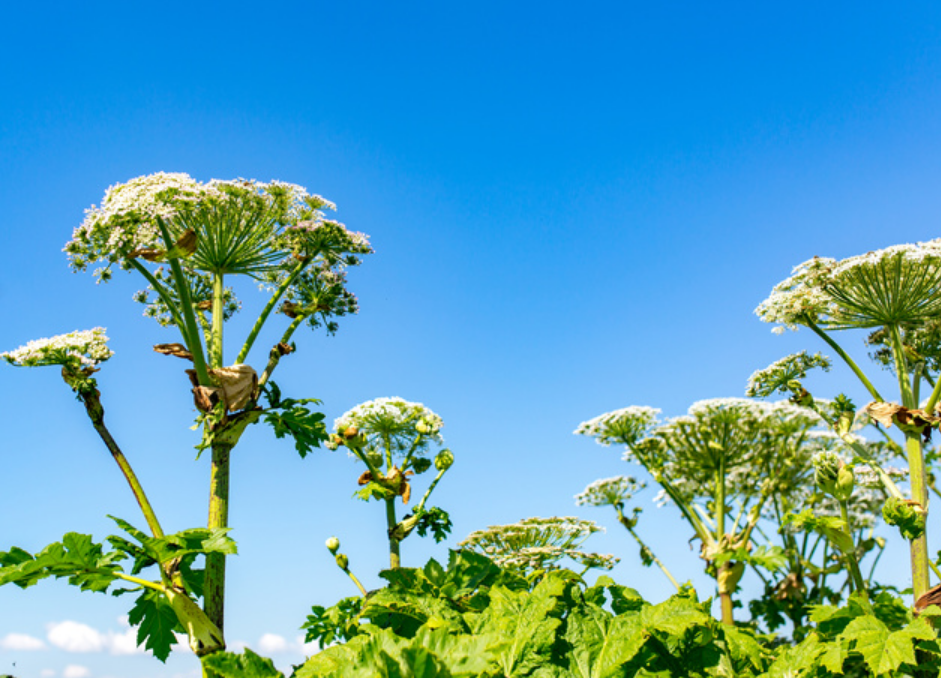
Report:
3,2,941,676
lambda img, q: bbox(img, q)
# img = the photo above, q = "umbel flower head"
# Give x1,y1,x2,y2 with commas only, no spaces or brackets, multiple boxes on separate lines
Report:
459,516,617,573
756,240,941,332
1,328,112,371
746,351,832,398
331,397,444,456
65,172,372,283
574,406,661,447
575,476,646,507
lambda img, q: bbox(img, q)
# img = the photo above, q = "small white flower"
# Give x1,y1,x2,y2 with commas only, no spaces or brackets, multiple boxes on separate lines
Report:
1,328,113,370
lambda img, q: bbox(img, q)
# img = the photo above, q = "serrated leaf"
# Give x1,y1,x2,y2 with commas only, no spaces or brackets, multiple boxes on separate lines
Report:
564,602,645,678
839,614,934,676
127,588,183,662
203,647,285,678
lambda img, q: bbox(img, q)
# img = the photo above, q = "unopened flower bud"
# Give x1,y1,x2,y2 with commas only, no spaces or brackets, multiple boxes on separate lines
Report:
416,420,431,434
435,449,454,471
836,410,855,436
326,537,340,554
813,451,841,496
833,464,855,502
343,426,359,439
335,553,349,570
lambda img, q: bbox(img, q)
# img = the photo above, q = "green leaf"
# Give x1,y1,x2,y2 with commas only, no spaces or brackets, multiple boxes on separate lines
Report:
262,398,327,458
841,614,936,676
563,602,645,678
764,633,824,678
203,648,285,678
127,588,184,662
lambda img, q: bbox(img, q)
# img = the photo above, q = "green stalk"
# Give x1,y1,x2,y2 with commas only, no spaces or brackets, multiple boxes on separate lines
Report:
413,467,447,514
155,217,211,384
127,259,189,335
888,324,931,600
210,273,225,368
839,500,867,597
204,442,232,632
257,316,304,389
79,388,164,539
615,506,681,590
805,317,883,401
386,497,401,568
235,257,310,364
715,460,734,625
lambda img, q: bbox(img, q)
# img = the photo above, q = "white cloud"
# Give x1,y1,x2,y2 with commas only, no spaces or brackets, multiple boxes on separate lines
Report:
295,634,319,655
63,665,91,678
258,633,289,654
108,626,146,656
47,622,105,653
0,632,46,650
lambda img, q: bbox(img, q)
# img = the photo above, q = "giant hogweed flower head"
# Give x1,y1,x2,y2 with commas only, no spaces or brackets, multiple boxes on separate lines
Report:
66,172,372,282
746,351,832,398
333,397,444,455
459,517,617,573
574,406,661,446
1,328,113,370
756,240,941,332
575,476,646,507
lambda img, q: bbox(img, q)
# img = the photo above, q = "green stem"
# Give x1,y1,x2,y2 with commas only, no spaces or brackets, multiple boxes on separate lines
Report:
342,566,368,596
385,497,400,568
805,317,883,402
715,460,735,625
615,507,680,590
204,442,232,632
889,324,931,600
112,571,166,593
155,217,211,384
839,500,868,597
257,316,304,389
413,468,447,514
127,259,189,335
235,257,310,364
78,388,164,538
210,273,225,368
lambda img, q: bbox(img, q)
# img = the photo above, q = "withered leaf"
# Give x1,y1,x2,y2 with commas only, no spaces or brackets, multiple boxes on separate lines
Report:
276,342,294,356
209,364,258,412
128,247,165,262
153,343,193,361
358,471,375,486
281,301,300,319
193,386,221,412
916,583,941,615
863,402,903,427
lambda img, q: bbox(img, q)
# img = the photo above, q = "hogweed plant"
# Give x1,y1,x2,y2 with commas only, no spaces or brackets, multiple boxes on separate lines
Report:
576,398,835,625
0,173,370,671
754,239,941,603
325,397,455,568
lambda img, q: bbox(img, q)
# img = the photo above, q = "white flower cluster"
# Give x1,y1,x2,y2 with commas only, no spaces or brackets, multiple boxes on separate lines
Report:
745,351,832,398
755,239,941,332
459,517,616,572
65,172,364,281
574,475,646,507
574,406,661,446
1,328,113,369
334,397,444,450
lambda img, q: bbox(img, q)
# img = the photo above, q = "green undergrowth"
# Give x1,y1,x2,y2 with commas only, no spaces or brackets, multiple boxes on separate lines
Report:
201,550,941,678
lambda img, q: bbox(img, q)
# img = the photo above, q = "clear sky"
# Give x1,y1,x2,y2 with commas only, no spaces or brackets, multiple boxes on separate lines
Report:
3,2,941,676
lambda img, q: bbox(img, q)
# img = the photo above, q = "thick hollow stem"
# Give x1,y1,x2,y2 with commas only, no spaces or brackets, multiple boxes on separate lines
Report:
888,325,931,600
385,497,401,568
204,442,232,632
257,316,304,389
80,389,164,538
210,273,225,368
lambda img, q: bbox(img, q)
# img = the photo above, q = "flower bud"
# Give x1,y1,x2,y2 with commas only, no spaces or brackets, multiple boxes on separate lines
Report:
335,553,349,570
435,449,454,471
411,457,432,474
836,409,855,436
343,426,359,439
833,464,855,502
813,451,841,496
416,420,431,435
325,536,340,554
883,497,927,540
